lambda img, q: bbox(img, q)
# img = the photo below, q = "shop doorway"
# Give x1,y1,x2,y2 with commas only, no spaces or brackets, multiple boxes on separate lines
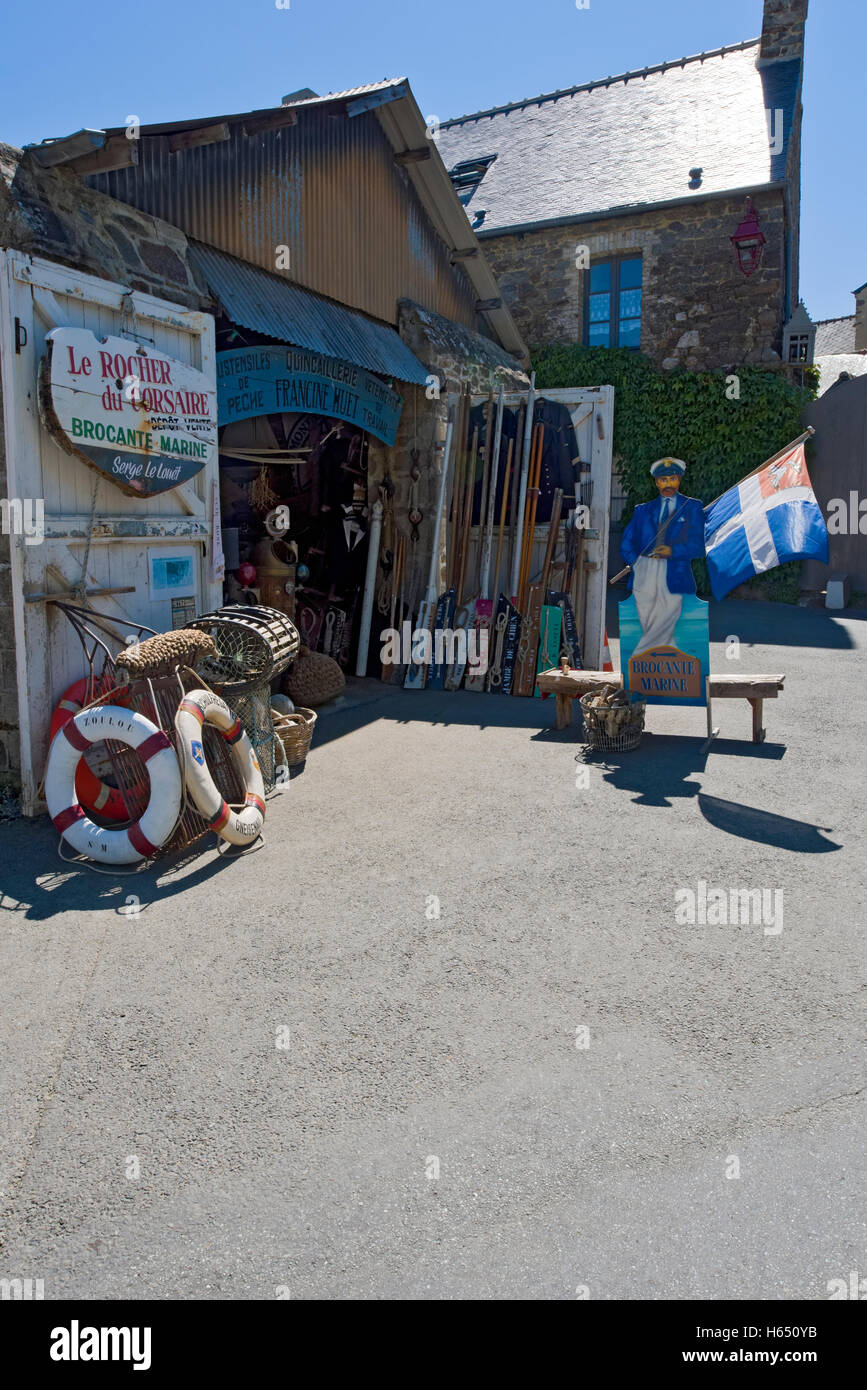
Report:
218,409,372,669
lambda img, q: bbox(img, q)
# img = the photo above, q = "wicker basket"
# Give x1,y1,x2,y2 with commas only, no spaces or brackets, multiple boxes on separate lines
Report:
580,691,646,752
274,708,317,766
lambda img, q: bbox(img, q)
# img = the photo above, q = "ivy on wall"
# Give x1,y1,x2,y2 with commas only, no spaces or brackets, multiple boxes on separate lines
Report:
532,346,819,602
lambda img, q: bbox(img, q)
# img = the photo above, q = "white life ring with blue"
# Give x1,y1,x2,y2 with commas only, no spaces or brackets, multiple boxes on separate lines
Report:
175,689,265,845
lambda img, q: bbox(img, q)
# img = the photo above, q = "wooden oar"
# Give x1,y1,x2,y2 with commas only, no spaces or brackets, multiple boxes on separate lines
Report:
447,396,466,592
475,392,495,594
456,427,477,606
518,425,544,613
509,373,535,600
492,439,513,602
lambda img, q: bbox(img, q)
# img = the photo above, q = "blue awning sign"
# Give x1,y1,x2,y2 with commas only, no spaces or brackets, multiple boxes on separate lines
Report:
216,346,403,445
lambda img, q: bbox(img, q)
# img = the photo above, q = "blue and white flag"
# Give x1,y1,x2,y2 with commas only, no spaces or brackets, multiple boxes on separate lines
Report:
704,442,828,601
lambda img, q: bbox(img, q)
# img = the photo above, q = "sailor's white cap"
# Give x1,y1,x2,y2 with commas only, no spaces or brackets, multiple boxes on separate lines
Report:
650,457,687,477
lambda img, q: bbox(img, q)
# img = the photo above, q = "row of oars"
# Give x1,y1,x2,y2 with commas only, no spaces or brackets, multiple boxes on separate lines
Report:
387,375,580,694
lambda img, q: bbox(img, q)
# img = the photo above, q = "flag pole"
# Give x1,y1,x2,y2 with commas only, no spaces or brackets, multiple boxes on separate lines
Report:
703,425,816,511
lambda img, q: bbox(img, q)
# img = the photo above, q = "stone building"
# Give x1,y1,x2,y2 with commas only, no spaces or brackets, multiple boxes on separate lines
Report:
813,282,867,396
436,0,809,372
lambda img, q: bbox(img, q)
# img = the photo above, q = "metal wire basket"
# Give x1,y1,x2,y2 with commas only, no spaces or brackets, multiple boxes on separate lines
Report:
188,605,300,694
579,691,647,753
225,678,278,792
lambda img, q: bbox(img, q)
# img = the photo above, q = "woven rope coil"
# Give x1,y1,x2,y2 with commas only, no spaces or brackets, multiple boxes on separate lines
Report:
116,629,217,678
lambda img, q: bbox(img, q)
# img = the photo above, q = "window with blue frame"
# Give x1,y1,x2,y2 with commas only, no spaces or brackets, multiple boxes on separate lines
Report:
585,256,642,348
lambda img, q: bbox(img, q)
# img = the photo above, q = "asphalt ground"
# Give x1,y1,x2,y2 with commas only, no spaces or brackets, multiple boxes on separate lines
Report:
0,597,864,1300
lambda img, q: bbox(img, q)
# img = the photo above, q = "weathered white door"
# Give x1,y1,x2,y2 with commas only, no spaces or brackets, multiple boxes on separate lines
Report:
0,250,221,814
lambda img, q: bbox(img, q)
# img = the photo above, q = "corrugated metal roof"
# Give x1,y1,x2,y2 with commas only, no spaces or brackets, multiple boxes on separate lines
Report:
189,241,430,385
88,102,481,337
280,79,407,110
91,80,409,140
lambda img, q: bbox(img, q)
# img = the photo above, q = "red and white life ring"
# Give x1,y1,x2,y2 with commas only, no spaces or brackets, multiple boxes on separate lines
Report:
49,679,131,821
175,690,265,846
46,706,182,864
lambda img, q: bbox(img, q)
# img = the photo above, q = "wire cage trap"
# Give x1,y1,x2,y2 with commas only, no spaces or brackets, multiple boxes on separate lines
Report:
225,678,279,792
187,605,300,695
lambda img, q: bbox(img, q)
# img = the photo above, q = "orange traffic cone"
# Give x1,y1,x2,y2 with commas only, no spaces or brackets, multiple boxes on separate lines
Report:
601,629,614,672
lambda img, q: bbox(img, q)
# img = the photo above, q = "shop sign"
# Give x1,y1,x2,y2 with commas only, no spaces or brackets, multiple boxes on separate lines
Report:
40,328,217,498
619,593,710,705
216,346,403,445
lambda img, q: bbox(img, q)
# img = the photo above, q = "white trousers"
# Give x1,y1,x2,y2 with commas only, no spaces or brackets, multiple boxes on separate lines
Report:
632,555,682,653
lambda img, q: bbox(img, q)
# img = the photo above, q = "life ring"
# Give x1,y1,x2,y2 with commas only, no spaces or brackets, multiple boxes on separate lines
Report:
46,706,182,865
49,679,132,821
175,690,265,846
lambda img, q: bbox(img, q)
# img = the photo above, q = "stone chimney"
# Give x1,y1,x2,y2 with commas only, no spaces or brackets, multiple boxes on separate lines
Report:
759,0,809,63
855,283,867,352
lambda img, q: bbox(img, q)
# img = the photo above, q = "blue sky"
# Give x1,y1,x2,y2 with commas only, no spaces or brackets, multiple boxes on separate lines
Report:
0,0,860,322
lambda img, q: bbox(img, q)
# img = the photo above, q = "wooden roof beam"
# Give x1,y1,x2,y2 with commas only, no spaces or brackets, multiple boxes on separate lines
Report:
168,122,231,153
68,135,140,175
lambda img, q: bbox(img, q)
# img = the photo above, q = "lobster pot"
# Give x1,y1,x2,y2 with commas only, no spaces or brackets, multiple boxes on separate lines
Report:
224,678,278,792
188,605,300,694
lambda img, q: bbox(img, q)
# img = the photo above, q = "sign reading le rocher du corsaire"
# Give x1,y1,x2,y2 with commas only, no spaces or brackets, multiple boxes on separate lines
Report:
40,328,218,498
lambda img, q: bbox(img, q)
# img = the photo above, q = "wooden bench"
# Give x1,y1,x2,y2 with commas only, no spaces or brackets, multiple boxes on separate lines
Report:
705,673,785,744
536,668,623,729
536,667,785,743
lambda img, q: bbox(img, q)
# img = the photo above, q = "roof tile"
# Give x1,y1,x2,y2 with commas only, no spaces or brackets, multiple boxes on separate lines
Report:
437,44,801,230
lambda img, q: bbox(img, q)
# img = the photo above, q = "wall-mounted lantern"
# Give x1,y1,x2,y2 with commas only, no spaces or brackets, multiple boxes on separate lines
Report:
731,197,766,277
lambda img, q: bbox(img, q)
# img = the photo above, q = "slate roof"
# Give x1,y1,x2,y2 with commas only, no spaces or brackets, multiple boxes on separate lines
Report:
815,354,867,396
437,41,802,233
814,316,857,355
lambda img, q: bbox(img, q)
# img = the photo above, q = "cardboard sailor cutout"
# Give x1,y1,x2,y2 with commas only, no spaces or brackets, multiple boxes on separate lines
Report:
619,458,709,705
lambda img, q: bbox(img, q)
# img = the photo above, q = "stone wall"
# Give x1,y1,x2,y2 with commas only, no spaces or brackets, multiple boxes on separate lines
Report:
786,90,803,311
0,143,211,310
760,0,809,64
477,188,789,371
855,285,867,353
